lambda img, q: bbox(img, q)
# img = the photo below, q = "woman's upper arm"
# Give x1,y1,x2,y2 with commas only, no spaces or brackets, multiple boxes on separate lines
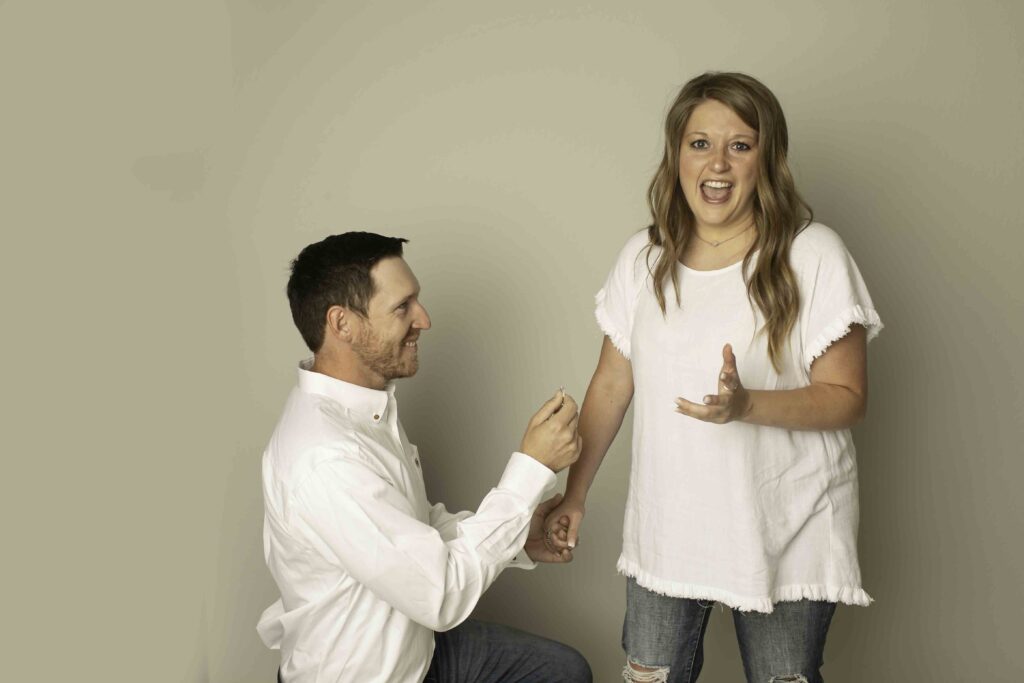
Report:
593,335,634,399
808,324,868,400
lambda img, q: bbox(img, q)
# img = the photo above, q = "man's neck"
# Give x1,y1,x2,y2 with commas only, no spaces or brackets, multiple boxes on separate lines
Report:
310,353,387,390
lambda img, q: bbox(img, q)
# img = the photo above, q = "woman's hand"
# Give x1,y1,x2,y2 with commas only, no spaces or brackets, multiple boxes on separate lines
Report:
525,494,574,563
675,343,752,424
542,496,586,552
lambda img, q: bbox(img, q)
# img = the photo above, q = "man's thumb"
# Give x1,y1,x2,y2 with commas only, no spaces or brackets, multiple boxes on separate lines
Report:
533,389,564,424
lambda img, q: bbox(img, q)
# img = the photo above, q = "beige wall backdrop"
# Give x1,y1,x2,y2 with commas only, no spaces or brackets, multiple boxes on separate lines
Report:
4,1,1022,681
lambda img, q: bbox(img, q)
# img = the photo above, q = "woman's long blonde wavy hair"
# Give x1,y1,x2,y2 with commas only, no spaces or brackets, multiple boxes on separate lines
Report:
646,72,812,371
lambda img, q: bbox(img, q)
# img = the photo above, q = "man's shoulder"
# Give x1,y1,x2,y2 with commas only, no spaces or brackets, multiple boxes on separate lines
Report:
265,389,369,486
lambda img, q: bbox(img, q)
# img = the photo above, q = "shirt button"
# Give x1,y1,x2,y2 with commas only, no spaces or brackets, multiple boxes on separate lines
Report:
373,414,380,421
414,457,420,467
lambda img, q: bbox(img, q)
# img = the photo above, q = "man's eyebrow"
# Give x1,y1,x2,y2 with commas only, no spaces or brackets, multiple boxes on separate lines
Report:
390,288,420,309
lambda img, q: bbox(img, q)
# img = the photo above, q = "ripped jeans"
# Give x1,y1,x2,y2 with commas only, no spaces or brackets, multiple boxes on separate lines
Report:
622,578,836,683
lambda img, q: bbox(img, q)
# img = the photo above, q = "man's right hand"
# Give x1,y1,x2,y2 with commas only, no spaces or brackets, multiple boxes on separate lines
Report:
519,389,582,473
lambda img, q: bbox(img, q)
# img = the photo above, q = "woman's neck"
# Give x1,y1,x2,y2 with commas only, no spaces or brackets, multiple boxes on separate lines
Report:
681,222,758,271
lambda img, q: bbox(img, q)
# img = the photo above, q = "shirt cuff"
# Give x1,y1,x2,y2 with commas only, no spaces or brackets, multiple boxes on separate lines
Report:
498,452,558,510
508,550,538,571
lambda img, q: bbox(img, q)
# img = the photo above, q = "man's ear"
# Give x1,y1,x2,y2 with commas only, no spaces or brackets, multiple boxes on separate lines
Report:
324,305,355,343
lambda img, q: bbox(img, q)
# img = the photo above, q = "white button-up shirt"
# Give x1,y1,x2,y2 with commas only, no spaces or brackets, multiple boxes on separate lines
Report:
258,362,556,682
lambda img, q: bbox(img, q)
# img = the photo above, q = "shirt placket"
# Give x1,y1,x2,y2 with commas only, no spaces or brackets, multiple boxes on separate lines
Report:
387,396,430,519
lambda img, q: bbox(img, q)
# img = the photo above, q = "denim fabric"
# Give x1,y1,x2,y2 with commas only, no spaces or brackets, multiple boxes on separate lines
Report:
623,577,836,683
425,619,592,683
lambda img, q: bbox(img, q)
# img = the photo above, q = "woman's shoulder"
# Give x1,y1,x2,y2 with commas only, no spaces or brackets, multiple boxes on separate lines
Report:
790,221,849,262
621,226,654,255
607,227,656,270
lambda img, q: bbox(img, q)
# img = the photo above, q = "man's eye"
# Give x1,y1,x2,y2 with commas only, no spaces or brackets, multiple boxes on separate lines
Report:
396,303,409,311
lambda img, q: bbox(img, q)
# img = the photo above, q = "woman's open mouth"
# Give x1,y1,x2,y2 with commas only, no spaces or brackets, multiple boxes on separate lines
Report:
700,179,733,203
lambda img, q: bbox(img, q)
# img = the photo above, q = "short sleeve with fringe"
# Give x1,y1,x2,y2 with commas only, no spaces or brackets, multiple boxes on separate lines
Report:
594,230,652,360
796,224,883,372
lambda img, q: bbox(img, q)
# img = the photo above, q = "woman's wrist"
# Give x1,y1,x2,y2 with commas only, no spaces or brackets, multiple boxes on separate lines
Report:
562,486,588,507
735,388,756,423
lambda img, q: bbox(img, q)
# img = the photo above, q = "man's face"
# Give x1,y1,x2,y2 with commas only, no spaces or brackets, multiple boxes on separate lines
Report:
351,257,430,384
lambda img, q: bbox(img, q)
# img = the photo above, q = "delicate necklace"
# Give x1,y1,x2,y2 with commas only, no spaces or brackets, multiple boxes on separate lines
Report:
693,224,752,247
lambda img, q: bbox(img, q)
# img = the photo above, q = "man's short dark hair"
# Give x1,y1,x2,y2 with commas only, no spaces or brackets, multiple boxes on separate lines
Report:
287,232,408,352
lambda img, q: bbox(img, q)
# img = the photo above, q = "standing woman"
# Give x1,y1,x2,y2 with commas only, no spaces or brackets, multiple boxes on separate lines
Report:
545,72,882,683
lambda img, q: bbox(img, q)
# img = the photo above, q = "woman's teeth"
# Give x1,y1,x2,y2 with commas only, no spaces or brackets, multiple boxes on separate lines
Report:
701,180,732,202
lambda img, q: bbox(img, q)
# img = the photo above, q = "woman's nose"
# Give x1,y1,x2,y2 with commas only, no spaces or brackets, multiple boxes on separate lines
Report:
710,148,730,172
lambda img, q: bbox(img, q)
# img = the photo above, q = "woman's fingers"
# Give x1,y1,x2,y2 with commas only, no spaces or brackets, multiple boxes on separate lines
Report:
717,344,733,394
676,397,724,422
680,346,743,423
544,522,568,552
723,343,736,369
718,343,742,394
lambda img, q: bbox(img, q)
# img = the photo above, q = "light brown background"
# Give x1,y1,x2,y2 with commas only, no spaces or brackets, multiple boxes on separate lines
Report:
3,1,1022,681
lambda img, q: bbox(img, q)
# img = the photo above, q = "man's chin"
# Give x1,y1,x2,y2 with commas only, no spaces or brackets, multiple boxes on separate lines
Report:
402,347,419,374
389,359,418,380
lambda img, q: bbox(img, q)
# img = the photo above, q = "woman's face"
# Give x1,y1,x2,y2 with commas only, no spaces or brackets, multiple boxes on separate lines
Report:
678,99,760,233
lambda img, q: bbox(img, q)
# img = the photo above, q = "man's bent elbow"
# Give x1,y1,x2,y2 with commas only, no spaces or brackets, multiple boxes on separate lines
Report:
411,597,476,633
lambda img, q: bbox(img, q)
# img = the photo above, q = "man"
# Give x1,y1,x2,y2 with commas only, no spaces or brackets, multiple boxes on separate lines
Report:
257,232,592,682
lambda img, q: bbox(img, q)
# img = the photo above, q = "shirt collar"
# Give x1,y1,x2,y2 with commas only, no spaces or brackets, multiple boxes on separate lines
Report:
297,358,394,424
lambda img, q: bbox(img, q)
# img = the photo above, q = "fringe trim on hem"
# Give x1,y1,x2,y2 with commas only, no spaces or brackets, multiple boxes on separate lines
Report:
804,305,883,371
594,289,631,359
617,557,873,614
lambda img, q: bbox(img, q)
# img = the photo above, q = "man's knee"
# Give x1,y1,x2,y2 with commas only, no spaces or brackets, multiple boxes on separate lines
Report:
553,642,592,682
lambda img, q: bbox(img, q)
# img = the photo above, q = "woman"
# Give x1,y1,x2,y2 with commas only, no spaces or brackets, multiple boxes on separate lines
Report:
544,72,882,683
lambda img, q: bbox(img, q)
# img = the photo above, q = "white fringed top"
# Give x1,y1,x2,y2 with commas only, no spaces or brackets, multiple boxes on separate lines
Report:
597,222,882,613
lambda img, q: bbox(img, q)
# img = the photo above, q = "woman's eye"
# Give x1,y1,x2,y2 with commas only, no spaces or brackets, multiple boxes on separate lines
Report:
690,140,709,150
731,142,751,151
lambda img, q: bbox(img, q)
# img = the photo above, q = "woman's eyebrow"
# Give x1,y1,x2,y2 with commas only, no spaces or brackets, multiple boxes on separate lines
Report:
685,130,756,138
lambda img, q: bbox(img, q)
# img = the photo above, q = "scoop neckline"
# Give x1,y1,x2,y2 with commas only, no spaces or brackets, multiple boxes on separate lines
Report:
678,250,758,276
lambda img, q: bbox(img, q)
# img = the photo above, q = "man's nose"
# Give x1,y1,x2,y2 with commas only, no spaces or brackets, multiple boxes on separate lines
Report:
414,303,431,330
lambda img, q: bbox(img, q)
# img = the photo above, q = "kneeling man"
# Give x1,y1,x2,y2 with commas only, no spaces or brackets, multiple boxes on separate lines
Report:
258,232,591,682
